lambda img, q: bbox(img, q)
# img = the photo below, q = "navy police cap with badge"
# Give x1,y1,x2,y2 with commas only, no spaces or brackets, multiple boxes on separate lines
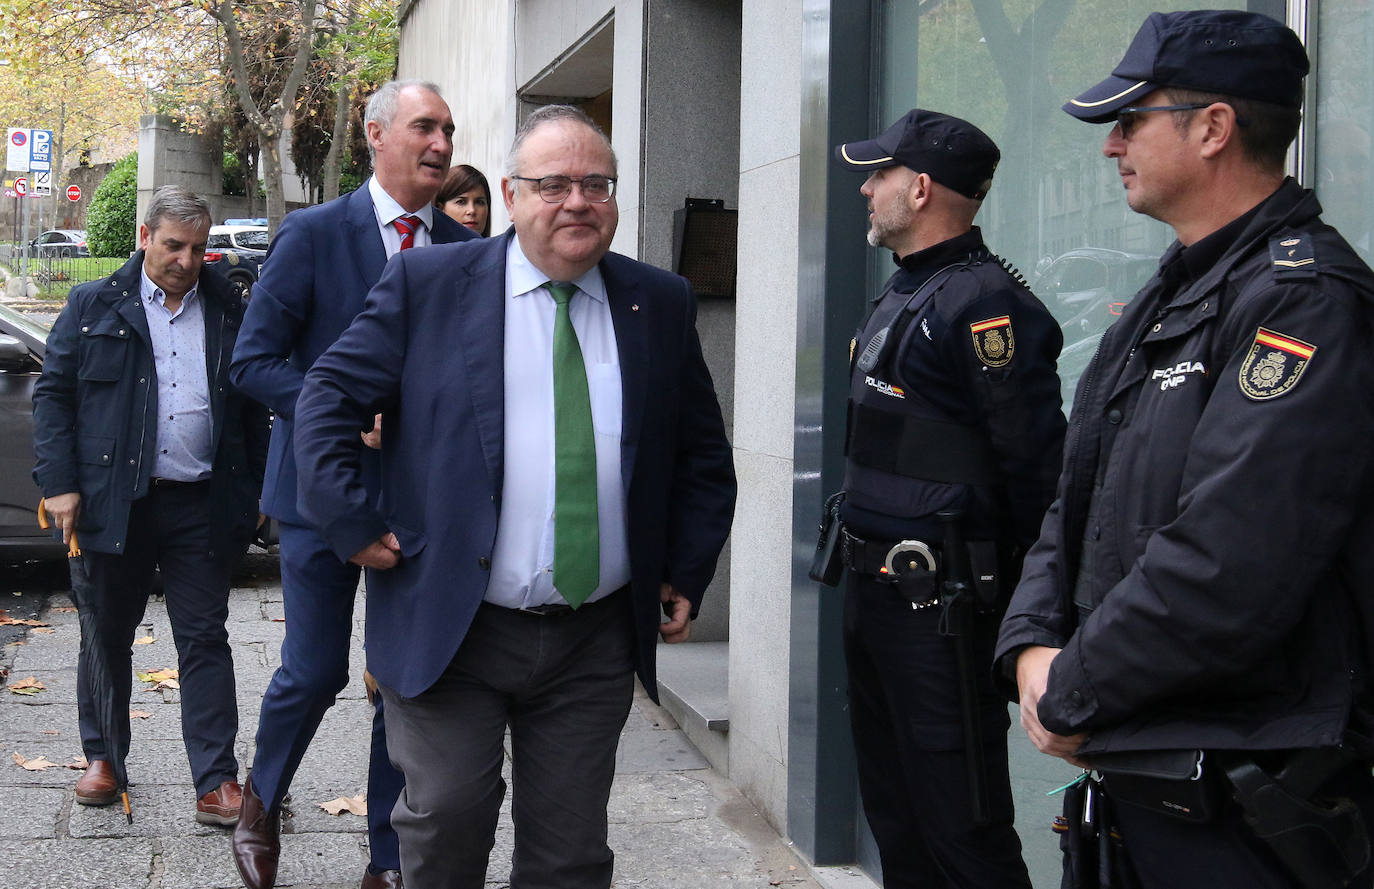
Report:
1064,9,1310,123
834,109,1000,201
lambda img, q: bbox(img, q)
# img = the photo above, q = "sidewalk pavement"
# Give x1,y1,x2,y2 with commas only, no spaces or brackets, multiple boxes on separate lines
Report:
1,555,832,889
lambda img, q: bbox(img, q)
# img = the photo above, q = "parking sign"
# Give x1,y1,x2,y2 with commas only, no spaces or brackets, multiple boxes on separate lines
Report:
30,129,51,173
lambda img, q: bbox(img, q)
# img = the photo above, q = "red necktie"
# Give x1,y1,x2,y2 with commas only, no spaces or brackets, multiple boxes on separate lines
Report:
393,215,422,251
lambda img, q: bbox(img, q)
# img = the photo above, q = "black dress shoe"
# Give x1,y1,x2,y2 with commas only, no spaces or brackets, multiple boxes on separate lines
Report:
232,776,280,889
360,867,402,889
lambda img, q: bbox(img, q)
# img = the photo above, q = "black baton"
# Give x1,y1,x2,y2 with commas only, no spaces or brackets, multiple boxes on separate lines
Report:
938,509,990,826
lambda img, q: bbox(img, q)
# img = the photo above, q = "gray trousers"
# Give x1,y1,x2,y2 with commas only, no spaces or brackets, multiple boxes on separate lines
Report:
379,592,634,889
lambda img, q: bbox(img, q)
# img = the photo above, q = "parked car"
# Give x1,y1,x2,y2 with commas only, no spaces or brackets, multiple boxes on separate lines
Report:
0,302,65,562
205,225,269,301
210,225,270,252
1034,247,1156,343
25,229,90,258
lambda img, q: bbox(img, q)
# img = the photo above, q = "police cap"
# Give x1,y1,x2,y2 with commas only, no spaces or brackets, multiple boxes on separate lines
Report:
834,109,1000,200
1064,10,1310,123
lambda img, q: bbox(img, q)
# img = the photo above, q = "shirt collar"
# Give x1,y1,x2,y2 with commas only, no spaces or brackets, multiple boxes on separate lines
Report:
368,175,435,231
885,227,988,296
139,265,199,309
1177,200,1265,283
506,233,607,304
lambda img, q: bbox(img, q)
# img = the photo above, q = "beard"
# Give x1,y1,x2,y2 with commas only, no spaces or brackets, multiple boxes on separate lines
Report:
866,199,913,249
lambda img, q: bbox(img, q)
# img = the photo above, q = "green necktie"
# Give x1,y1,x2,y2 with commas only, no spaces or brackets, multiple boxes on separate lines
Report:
546,282,600,607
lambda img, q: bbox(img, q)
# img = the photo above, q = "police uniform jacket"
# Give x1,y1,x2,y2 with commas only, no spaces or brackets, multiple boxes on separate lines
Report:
32,252,270,556
841,227,1065,550
995,179,1374,756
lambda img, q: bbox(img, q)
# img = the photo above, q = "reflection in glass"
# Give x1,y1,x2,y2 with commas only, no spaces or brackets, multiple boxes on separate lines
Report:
1315,0,1374,262
878,0,1220,404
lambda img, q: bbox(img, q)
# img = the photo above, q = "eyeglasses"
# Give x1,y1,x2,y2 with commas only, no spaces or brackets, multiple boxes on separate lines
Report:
1114,103,1210,139
511,175,617,204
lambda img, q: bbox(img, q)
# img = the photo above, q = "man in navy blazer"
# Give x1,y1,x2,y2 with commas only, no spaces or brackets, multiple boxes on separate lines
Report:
229,80,476,889
292,105,736,888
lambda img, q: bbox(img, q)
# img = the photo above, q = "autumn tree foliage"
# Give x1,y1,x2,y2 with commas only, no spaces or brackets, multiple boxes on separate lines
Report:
0,12,147,231
0,0,398,232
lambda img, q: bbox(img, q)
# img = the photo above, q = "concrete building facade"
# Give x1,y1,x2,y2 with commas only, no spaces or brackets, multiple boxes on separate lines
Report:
396,0,1374,883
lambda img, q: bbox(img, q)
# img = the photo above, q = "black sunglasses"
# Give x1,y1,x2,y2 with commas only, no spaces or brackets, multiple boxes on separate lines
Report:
1114,102,1250,139
1114,104,1210,139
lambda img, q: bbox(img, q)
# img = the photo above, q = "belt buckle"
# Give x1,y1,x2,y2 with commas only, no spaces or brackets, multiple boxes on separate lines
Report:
883,539,936,576
518,603,573,617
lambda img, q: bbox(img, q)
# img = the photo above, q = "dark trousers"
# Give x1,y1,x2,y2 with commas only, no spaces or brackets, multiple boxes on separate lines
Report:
248,521,402,871
379,592,635,889
1106,766,1374,889
81,482,238,798
843,573,1032,889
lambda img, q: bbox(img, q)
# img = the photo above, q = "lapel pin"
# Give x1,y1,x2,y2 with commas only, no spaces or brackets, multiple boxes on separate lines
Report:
631,304,639,311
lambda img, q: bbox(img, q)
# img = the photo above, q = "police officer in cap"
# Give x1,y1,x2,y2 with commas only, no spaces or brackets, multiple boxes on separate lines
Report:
997,10,1374,889
828,109,1065,888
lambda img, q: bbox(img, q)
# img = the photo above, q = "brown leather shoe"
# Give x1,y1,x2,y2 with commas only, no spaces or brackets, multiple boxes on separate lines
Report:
232,776,280,889
360,868,402,889
74,759,119,806
196,780,243,826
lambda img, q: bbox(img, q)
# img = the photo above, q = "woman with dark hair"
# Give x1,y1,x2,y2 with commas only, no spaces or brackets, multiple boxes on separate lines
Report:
435,164,491,236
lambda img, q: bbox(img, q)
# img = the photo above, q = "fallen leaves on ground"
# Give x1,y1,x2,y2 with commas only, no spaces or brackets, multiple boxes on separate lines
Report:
137,668,180,691
40,730,59,736
129,709,152,719
53,606,77,613
7,676,46,695
133,636,155,645
32,627,55,635
0,617,48,627
319,794,368,816
12,752,60,771
68,755,89,770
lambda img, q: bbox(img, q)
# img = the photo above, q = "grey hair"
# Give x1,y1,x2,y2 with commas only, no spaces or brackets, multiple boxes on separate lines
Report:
365,79,443,161
144,185,211,235
504,104,618,183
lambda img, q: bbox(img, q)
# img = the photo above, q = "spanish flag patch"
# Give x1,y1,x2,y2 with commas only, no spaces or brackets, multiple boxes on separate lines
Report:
1238,327,1315,401
970,315,1014,367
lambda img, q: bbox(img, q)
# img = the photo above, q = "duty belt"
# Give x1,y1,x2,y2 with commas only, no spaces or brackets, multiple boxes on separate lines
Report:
842,529,943,609
841,529,940,575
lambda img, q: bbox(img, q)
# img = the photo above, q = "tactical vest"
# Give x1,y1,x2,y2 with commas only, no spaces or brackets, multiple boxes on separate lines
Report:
842,258,1001,526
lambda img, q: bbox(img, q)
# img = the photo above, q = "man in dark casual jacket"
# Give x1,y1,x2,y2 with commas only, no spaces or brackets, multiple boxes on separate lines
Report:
33,185,268,825
997,11,1374,889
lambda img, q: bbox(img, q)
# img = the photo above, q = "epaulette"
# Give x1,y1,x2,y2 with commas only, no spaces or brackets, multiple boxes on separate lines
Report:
1268,231,1318,281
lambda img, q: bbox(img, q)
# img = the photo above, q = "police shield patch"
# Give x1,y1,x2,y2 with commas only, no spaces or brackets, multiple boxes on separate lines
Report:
1238,327,1316,401
970,316,1014,367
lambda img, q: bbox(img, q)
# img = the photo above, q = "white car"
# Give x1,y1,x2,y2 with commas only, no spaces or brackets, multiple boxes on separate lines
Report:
208,224,270,252
205,225,270,300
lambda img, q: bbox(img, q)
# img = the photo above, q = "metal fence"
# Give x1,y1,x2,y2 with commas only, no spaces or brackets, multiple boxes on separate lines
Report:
2,247,113,299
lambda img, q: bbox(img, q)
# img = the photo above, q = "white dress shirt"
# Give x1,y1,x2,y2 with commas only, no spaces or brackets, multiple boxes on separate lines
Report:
486,236,631,608
140,268,213,481
368,175,436,255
